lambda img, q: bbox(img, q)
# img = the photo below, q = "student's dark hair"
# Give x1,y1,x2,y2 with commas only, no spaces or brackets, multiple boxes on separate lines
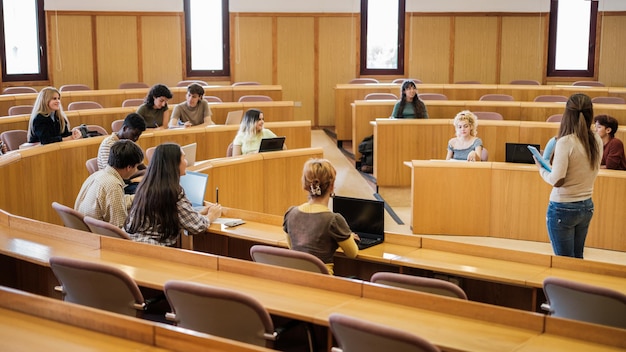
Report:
395,79,427,118
122,112,147,131
125,143,182,241
593,114,618,138
108,140,144,168
143,84,173,108
187,83,205,97
559,93,600,169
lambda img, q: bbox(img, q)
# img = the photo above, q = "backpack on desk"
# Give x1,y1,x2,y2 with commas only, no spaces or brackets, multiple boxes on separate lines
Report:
358,135,373,173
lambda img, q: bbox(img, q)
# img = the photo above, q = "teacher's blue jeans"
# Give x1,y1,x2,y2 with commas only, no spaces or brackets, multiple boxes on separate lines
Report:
546,198,594,258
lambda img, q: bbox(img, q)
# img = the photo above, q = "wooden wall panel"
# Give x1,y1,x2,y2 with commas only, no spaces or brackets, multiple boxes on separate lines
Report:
277,17,315,122
500,16,546,85
598,15,626,87
49,15,95,89
140,16,183,87
409,16,451,84
318,16,356,127
453,16,498,84
96,16,139,89
231,16,273,85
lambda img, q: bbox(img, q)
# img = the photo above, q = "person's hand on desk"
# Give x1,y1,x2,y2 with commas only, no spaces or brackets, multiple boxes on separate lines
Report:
200,202,222,222
352,232,361,243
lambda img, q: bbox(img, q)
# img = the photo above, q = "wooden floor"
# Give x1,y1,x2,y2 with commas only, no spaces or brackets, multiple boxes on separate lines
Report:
313,129,626,267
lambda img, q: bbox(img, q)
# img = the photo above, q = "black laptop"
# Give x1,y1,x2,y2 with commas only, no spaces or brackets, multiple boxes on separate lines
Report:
505,142,540,164
258,136,286,152
332,195,385,250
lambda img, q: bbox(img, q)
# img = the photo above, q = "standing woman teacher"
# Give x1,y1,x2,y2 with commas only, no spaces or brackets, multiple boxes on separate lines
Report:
534,93,602,258
390,79,428,119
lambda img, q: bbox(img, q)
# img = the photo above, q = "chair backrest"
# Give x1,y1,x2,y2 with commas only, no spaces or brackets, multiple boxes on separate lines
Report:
232,81,261,86
546,114,563,123
542,277,626,329
572,80,605,87
392,78,422,84
226,142,234,157
51,202,91,232
454,80,481,84
67,101,104,111
329,313,441,352
177,80,209,87
111,119,124,132
2,86,37,94
224,110,244,125
85,157,99,175
473,111,503,120
121,98,144,107
364,93,398,100
164,280,276,347
203,95,223,103
49,256,145,316
509,79,540,85
84,216,131,240
0,130,28,151
238,95,273,102
250,245,330,274
85,124,108,135
59,84,91,92
591,96,626,104
349,78,379,84
145,146,156,163
370,272,467,299
481,148,489,162
118,82,149,89
534,95,568,103
479,94,514,101
8,105,34,115
418,93,448,101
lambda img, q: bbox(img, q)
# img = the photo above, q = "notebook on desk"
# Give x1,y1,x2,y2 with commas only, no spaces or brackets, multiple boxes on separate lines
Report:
179,171,208,211
181,143,197,167
332,195,385,250
258,137,286,153
505,142,540,164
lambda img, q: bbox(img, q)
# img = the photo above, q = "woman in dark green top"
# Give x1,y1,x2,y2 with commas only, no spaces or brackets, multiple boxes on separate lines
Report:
390,79,429,119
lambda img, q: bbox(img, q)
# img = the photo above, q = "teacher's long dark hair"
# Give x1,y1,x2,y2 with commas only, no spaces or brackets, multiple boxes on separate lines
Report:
558,93,600,169
125,143,182,241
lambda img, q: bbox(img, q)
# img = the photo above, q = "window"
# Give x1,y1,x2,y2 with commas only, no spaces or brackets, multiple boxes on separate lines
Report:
184,0,230,77
360,0,405,75
0,0,47,82
547,0,598,77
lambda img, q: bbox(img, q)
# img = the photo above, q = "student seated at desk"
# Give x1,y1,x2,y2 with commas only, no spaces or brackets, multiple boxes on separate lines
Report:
75,140,143,228
98,113,147,194
390,79,428,119
168,83,215,128
232,109,283,156
593,114,626,170
137,84,173,129
283,158,360,275
124,143,222,247
27,87,83,144
446,110,483,162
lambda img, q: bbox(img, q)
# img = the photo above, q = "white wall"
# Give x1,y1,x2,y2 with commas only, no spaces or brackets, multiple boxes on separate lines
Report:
43,0,626,13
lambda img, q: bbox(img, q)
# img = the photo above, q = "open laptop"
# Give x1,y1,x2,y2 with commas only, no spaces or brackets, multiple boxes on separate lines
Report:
332,195,385,250
179,171,208,211
224,110,243,125
505,142,540,164
181,143,197,167
258,136,286,153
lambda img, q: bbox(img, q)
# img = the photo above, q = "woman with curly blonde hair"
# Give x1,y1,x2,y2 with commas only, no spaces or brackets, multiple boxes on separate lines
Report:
446,110,483,161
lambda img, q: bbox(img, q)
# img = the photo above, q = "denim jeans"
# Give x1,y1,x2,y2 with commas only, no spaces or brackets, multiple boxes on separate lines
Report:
546,198,594,258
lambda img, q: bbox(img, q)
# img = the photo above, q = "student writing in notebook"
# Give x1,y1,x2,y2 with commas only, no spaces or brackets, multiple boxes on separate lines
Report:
532,93,602,258
446,110,483,161
136,84,173,129
124,143,221,247
282,158,360,275
168,83,215,128
231,109,284,156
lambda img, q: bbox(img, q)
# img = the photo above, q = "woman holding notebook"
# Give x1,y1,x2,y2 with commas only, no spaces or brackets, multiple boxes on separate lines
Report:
533,93,602,258
124,143,221,247
231,109,282,155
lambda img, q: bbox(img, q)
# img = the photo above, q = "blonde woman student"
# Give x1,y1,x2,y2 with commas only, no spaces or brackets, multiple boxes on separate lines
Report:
232,108,282,156
27,87,82,144
446,110,483,162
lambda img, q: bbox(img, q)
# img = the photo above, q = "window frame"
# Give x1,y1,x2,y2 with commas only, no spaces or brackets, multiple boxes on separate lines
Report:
0,0,48,82
359,0,405,76
183,0,230,78
546,0,599,78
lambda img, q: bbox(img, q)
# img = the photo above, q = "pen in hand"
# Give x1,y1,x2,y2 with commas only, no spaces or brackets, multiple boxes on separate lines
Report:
215,187,219,204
